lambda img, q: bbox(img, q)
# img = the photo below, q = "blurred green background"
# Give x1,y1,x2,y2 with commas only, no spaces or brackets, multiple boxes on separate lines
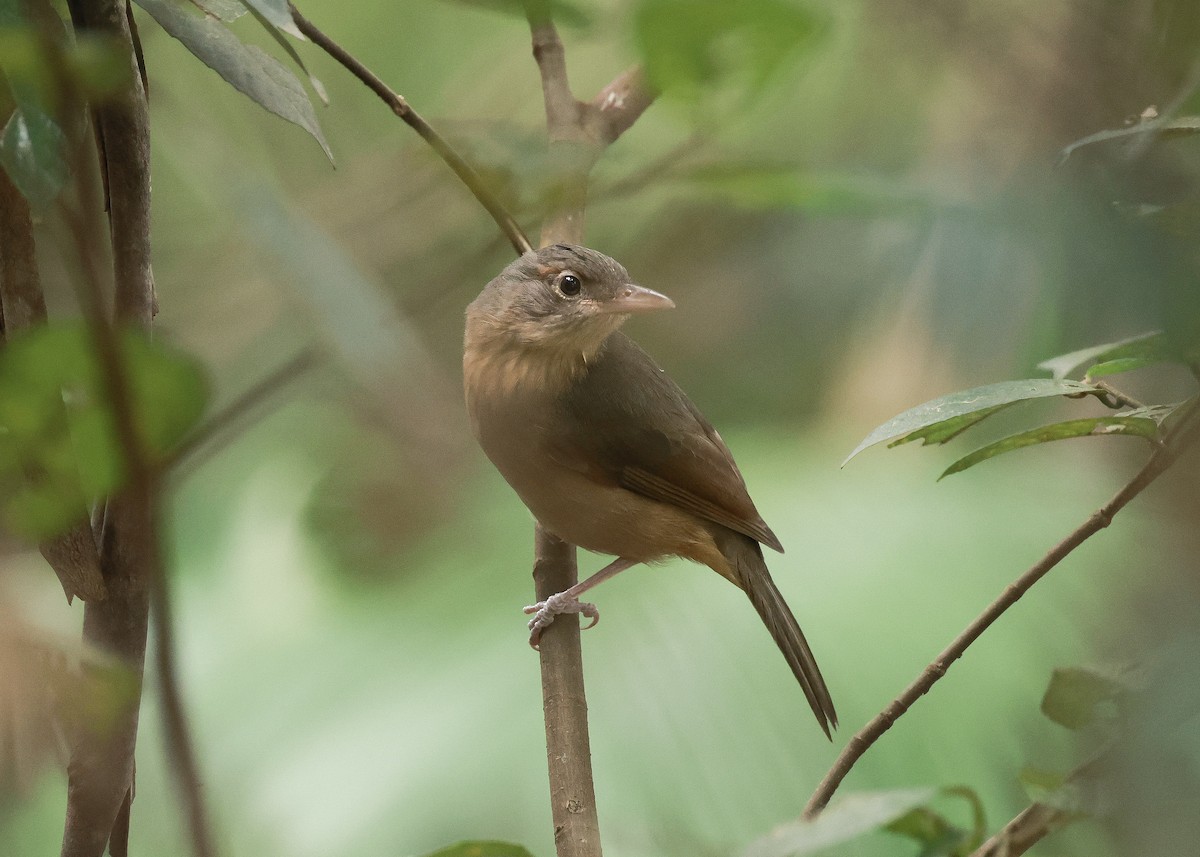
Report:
4,0,1200,855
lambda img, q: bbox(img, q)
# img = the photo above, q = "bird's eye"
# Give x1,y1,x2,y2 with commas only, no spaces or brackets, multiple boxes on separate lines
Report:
557,274,582,296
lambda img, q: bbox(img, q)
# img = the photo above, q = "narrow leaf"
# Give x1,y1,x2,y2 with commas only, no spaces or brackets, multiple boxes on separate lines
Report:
741,788,936,857
1037,331,1164,379
1084,357,1159,379
939,415,1160,479
237,0,328,103
238,0,304,39
132,0,333,163
420,843,535,857
844,379,1100,466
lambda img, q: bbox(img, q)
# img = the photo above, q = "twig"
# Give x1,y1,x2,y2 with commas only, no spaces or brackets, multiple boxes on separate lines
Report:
170,348,321,477
287,3,533,256
58,3,215,855
803,396,1200,819
969,801,1072,857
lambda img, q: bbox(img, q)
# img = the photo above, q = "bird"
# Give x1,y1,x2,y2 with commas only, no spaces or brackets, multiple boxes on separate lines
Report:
463,243,837,736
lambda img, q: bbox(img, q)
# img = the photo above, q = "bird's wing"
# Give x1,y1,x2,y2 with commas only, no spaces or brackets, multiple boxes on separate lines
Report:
552,333,783,552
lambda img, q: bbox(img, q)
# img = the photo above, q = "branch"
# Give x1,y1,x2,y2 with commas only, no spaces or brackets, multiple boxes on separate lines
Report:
287,3,533,256
969,802,1072,857
0,152,106,604
803,396,1200,819
58,3,214,855
170,347,321,477
522,10,656,857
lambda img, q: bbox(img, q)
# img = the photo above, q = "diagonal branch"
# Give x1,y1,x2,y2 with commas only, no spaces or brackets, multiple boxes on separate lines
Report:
287,3,533,256
803,396,1200,819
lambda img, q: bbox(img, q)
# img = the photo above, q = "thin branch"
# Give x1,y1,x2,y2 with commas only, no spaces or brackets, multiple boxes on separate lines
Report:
803,396,1200,819
287,3,533,256
170,347,321,477
589,65,657,145
969,802,1072,857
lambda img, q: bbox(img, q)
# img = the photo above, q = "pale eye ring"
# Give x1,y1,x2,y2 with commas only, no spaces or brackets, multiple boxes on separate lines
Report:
557,273,582,296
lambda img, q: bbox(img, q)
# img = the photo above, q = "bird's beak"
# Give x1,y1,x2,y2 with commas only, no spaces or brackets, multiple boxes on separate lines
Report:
597,284,676,315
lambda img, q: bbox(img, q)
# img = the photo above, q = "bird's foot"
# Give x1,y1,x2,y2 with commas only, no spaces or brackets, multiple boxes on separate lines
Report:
523,592,599,650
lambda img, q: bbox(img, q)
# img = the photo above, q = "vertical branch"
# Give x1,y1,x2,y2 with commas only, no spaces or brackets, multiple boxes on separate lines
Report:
59,2,214,856
523,9,657,857
0,162,106,604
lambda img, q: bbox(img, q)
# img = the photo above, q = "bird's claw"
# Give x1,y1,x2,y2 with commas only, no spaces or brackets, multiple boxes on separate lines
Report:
523,592,599,649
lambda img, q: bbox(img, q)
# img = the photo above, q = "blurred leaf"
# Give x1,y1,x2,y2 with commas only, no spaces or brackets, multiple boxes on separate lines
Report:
1085,357,1159,379
740,788,936,857
237,0,304,39
65,33,133,99
633,0,822,98
237,0,328,103
1037,331,1168,379
132,0,333,163
420,842,535,857
444,0,591,28
0,106,67,209
939,412,1162,479
843,379,1100,466
1041,666,1129,731
677,164,937,216
885,807,964,855
1019,766,1068,803
886,785,987,856
0,324,209,539
1059,115,1200,163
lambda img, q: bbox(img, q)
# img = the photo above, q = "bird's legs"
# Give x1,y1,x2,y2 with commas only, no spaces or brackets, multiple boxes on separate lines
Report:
524,556,639,649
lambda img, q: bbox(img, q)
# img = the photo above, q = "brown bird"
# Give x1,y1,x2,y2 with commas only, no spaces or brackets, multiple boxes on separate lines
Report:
463,244,837,736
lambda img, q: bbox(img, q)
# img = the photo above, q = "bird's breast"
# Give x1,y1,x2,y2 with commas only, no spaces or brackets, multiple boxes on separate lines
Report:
464,352,714,563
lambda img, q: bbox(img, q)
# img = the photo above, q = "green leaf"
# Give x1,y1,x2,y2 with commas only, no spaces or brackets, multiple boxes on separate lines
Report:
1037,331,1166,379
419,843,535,857
0,106,67,208
443,0,592,28
634,0,823,98
238,0,304,39
740,788,936,857
1019,766,1068,802
132,0,333,164
885,807,964,855
1084,357,1159,379
236,0,328,104
0,324,209,539
939,413,1161,479
1041,666,1128,731
843,379,1100,466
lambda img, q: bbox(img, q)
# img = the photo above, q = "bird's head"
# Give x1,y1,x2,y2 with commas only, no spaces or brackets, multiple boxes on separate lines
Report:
465,244,674,360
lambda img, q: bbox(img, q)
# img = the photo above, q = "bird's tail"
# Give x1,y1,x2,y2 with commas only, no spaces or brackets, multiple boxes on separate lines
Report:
721,532,838,738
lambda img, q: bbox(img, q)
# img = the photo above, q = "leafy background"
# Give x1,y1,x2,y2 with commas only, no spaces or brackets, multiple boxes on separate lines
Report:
3,0,1200,855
